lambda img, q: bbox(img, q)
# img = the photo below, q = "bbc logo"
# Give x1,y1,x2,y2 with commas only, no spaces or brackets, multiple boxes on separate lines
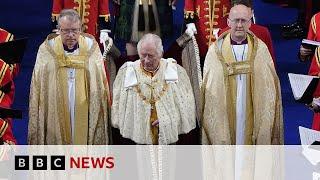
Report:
15,156,65,170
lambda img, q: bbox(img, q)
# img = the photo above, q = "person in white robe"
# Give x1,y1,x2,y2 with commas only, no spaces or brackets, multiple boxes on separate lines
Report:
201,4,285,180
201,3,283,145
28,9,110,145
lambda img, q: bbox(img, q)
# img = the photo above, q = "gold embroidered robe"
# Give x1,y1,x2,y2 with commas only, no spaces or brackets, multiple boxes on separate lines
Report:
28,33,110,145
201,31,283,145
111,59,196,144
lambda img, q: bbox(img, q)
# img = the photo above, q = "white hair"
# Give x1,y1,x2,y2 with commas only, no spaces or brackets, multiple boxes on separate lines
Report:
137,33,164,56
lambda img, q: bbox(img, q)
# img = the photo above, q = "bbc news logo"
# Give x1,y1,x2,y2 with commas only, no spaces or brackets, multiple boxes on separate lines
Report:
15,155,115,170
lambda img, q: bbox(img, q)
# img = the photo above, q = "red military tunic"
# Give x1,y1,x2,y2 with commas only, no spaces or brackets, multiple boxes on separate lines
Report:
52,0,110,38
184,0,230,57
0,28,17,144
0,60,17,144
0,28,13,42
0,29,19,78
0,29,17,107
307,12,320,130
0,118,15,144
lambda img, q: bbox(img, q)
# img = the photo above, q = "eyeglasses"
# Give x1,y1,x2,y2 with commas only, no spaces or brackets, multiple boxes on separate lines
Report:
228,18,251,25
59,28,81,34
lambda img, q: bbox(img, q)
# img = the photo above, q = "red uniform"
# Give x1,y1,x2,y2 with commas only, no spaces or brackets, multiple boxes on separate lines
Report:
304,0,320,27
0,28,17,144
0,29,19,79
52,0,111,38
0,117,15,144
0,29,13,42
184,0,231,57
219,24,276,63
307,12,320,130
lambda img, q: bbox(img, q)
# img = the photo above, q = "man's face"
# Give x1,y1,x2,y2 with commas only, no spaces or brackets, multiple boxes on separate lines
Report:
139,41,161,72
58,17,81,49
227,5,252,40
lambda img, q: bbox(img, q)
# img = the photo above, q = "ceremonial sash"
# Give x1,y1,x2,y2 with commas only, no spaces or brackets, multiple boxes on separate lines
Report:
53,35,89,145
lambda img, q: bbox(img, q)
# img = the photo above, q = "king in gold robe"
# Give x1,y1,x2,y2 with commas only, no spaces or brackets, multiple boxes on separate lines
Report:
201,31,283,145
28,33,110,145
112,58,196,144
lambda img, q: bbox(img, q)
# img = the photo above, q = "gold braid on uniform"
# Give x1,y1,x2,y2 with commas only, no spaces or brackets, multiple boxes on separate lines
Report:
0,120,8,138
0,63,9,102
312,15,317,35
316,47,320,67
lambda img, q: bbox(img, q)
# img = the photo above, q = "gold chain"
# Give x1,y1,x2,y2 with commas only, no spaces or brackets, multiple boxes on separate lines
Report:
135,82,169,104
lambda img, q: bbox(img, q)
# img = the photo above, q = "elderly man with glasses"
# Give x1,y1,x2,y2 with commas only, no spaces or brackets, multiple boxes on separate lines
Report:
51,0,111,41
28,9,111,145
201,4,283,145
